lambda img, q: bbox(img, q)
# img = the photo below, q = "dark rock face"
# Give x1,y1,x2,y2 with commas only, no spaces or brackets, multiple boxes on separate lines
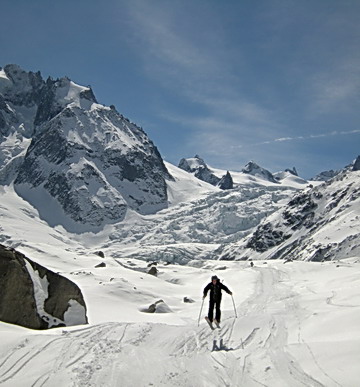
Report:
352,155,360,171
0,244,88,329
148,266,158,276
285,167,298,176
282,192,318,230
217,171,233,190
178,155,220,186
246,223,291,252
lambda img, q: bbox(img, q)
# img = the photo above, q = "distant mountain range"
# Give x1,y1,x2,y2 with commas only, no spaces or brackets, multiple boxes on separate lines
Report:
178,155,308,188
1,64,359,265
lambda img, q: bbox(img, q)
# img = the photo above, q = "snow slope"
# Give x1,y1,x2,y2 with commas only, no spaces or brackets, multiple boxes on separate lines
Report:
0,178,360,386
0,256,359,387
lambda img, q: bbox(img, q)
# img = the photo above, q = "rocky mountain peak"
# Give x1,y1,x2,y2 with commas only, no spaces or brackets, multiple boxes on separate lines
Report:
285,167,298,176
217,171,233,190
178,155,221,186
0,64,173,232
352,155,360,171
242,160,278,183
310,169,340,181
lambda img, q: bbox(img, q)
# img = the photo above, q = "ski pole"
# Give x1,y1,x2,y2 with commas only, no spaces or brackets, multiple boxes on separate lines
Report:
231,294,237,318
197,297,205,326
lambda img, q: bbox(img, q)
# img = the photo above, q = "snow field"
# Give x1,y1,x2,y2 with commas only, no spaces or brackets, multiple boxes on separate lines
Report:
0,162,359,386
1,258,360,386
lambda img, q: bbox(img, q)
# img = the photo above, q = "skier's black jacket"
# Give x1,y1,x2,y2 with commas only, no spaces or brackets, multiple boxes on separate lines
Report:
203,280,231,301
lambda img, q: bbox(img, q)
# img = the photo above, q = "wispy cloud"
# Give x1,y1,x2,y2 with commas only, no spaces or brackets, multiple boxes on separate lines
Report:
232,129,360,149
124,1,276,123
120,1,360,176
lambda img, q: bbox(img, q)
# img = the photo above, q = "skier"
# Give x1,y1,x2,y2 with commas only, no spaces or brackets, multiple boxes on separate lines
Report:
203,275,232,325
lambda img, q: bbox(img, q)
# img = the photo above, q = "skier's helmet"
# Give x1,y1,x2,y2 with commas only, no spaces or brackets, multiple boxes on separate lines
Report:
211,275,219,281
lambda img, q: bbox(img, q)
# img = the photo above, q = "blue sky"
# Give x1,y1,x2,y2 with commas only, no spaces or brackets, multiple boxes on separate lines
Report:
1,0,359,178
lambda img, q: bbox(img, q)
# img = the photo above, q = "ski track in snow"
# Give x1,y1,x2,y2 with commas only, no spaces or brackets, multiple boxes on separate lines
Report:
1,263,353,387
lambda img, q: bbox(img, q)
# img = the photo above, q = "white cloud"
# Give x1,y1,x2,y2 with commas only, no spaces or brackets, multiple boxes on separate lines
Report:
240,129,360,148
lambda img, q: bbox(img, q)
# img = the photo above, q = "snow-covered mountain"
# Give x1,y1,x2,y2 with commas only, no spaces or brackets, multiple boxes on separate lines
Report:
310,155,360,181
241,160,279,183
310,169,341,181
0,179,359,385
218,164,360,262
0,64,173,232
179,155,308,189
1,65,360,386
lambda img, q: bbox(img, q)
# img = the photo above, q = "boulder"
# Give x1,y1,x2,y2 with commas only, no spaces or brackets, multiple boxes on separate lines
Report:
148,266,158,276
0,244,88,329
143,299,172,313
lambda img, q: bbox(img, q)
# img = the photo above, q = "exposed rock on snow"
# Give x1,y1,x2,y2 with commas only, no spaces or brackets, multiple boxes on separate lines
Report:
310,169,340,181
246,222,291,253
284,167,298,176
0,244,87,329
178,155,221,186
142,299,172,313
352,155,360,171
242,160,278,183
217,171,233,190
148,266,158,276
221,168,360,262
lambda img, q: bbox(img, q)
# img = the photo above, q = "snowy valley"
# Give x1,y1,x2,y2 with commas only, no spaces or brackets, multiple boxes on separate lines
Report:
0,64,360,386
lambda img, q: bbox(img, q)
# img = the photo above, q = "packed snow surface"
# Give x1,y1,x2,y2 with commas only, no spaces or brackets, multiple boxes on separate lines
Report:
0,179,359,386
1,256,359,387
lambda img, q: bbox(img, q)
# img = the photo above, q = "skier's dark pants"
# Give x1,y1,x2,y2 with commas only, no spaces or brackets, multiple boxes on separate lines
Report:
208,297,222,322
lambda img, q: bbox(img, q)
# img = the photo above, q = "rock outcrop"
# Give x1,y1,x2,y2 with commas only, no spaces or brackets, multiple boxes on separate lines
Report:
352,155,360,171
242,161,278,183
178,155,221,186
0,244,88,329
217,171,233,190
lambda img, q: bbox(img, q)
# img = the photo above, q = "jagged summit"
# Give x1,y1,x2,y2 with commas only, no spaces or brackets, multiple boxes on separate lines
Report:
241,160,278,183
351,155,360,171
0,64,173,232
308,157,360,182
310,169,340,181
178,155,221,186
285,167,298,176
217,171,233,190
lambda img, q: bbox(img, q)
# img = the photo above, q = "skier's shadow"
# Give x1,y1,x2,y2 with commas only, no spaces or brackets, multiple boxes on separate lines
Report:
212,339,234,352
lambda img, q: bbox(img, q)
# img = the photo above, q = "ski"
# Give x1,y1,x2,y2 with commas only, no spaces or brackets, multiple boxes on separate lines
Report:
205,316,215,330
213,319,221,329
